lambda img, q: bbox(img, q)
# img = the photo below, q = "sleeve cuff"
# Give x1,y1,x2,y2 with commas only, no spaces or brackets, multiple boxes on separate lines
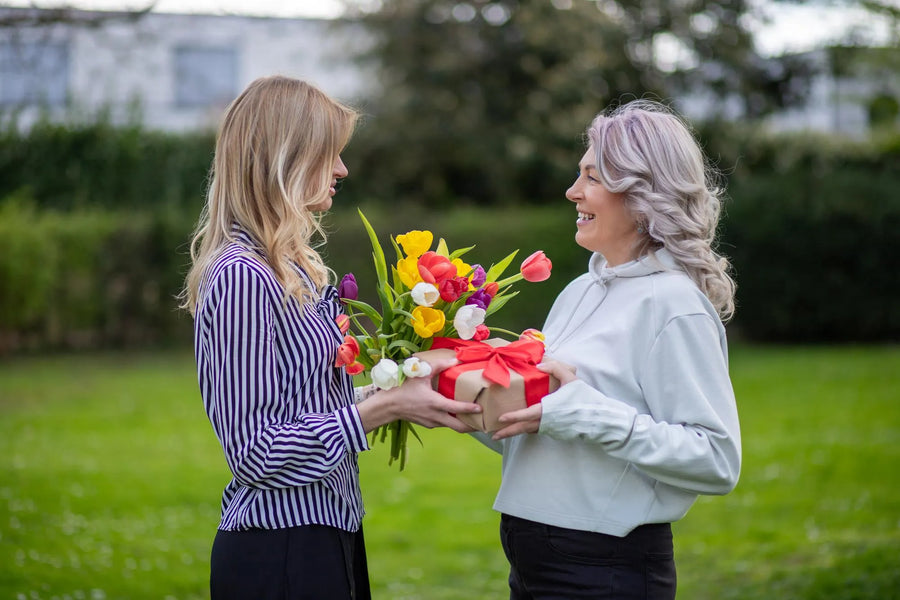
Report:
336,404,370,453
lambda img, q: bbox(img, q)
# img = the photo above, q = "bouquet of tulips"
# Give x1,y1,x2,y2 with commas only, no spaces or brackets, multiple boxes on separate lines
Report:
334,209,552,468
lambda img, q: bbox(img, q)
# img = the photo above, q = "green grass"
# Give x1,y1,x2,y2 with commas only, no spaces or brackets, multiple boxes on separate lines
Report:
1,345,898,599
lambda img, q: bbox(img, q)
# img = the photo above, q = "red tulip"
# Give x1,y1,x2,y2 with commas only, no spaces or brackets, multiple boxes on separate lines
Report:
482,282,499,297
335,335,360,368
520,251,552,282
345,361,366,376
417,251,457,284
439,276,469,303
472,324,490,342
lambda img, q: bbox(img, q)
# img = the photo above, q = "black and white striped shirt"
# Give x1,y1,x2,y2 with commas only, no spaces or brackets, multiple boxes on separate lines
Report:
194,225,369,532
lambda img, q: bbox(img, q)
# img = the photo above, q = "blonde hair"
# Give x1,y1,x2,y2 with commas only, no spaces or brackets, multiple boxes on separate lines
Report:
181,76,358,315
588,100,736,321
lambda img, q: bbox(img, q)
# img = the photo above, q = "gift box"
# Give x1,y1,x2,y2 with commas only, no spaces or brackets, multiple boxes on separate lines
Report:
416,337,560,433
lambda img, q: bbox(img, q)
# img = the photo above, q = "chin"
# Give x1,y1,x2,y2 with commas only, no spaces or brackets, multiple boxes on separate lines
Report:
309,199,333,212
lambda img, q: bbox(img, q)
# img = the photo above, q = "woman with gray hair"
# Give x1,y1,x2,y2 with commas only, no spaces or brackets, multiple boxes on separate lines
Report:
480,100,741,599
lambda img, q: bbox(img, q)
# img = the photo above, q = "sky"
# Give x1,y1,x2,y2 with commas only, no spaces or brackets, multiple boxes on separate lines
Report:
2,0,894,56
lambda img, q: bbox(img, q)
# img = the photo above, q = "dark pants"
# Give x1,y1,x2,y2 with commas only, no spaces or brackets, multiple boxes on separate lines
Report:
500,514,676,600
210,524,371,600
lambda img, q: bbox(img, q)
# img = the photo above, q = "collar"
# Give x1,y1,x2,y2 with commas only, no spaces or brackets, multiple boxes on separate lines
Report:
588,248,679,285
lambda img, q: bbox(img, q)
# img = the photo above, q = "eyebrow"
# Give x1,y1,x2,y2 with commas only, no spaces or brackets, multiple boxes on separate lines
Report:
579,163,597,171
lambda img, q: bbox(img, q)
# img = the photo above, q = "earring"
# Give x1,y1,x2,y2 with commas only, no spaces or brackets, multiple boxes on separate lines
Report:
636,224,645,234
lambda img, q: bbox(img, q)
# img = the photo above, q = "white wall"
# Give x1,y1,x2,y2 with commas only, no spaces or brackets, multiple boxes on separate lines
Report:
0,8,373,131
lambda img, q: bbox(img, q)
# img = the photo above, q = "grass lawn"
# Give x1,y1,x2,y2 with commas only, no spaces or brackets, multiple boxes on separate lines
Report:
1,345,898,599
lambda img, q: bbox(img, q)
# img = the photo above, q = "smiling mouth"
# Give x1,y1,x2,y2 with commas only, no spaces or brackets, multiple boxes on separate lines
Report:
577,211,595,222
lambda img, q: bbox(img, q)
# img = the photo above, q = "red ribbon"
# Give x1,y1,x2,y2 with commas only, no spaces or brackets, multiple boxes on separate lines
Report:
430,337,549,407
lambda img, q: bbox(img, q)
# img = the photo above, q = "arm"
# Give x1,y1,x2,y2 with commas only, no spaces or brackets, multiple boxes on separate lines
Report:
200,262,367,491
497,315,741,495
538,314,741,495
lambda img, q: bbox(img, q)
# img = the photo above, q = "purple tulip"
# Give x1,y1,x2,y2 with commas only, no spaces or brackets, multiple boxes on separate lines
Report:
338,273,358,301
470,264,486,288
465,288,492,311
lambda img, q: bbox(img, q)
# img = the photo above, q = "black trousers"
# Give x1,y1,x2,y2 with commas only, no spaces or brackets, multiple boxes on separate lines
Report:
500,514,676,600
210,524,371,600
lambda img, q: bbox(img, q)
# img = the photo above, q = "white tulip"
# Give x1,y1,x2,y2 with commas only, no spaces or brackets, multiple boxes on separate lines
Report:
371,358,401,390
453,305,486,340
410,282,440,307
402,357,433,379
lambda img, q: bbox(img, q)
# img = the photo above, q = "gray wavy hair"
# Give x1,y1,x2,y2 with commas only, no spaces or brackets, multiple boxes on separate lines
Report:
588,99,736,321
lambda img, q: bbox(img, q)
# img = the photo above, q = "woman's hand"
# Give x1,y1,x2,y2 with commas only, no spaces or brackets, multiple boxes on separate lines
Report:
357,357,482,433
491,359,577,440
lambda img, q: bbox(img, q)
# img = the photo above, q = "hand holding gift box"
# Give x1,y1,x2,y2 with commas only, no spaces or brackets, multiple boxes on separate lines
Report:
416,337,560,433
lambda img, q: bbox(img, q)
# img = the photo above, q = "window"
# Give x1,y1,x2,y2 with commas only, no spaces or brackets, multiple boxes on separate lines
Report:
173,46,237,108
0,41,69,106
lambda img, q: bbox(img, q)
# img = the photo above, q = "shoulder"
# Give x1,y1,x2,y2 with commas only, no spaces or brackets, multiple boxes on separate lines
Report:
646,268,720,327
201,243,281,307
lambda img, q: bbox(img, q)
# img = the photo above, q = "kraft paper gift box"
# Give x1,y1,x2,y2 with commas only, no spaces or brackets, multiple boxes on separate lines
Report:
415,337,560,433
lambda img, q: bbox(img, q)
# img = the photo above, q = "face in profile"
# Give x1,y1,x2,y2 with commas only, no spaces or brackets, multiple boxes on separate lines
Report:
308,155,349,212
566,147,640,265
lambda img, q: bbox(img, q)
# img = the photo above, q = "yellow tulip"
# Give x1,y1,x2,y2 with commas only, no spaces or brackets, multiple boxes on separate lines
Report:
397,255,423,288
396,230,433,258
411,306,446,338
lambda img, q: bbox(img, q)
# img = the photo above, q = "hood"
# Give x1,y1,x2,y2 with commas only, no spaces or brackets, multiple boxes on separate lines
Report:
588,248,679,285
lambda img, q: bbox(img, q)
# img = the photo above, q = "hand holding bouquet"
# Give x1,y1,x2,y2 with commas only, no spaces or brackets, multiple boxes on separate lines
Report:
335,210,552,468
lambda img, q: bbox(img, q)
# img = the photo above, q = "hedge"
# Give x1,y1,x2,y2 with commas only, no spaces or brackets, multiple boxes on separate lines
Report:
0,124,898,352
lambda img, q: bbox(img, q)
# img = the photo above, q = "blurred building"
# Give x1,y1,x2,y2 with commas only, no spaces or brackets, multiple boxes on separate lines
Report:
1,6,895,136
0,6,371,131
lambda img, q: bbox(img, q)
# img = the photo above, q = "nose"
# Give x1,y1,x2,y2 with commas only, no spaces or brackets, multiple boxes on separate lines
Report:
334,156,348,179
565,177,581,203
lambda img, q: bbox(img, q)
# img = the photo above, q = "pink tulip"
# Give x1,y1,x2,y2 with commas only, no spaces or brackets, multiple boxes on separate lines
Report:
520,251,552,282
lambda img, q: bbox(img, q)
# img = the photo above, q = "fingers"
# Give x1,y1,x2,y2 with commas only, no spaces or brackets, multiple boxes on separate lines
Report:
498,403,542,424
537,359,578,385
492,419,539,440
424,356,459,375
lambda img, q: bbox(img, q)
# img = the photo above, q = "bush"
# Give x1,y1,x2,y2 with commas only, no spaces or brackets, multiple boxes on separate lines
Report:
0,198,194,353
709,127,900,342
0,118,213,211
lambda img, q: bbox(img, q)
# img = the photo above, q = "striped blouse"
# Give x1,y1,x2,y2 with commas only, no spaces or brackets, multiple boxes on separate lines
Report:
194,226,369,532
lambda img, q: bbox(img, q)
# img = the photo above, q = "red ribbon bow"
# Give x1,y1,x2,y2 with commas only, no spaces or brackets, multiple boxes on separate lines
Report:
430,337,549,406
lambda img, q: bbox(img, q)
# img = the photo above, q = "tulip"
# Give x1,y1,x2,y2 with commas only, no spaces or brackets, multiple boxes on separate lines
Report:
335,335,360,368
417,251,457,284
454,305,486,340
438,277,469,303
472,324,490,342
411,306,446,338
520,250,552,282
411,282,440,307
402,357,433,379
338,273,358,301
465,289,492,311
482,282,499,297
519,328,545,344
371,358,400,390
470,264,487,288
335,314,350,334
345,361,366,376
396,230,433,259
397,255,423,289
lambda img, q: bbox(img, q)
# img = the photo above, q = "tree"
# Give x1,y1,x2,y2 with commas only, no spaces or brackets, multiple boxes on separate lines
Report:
338,0,818,206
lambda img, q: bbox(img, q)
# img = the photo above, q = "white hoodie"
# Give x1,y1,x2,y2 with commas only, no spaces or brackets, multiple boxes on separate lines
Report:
481,248,741,537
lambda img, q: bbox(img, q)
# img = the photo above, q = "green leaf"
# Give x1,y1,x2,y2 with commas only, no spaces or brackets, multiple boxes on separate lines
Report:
387,339,422,355
449,244,476,260
485,290,519,317
485,249,519,282
342,299,383,326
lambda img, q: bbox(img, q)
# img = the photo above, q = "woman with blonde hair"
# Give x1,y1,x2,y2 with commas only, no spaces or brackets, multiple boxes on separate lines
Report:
478,100,742,599
182,75,480,599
